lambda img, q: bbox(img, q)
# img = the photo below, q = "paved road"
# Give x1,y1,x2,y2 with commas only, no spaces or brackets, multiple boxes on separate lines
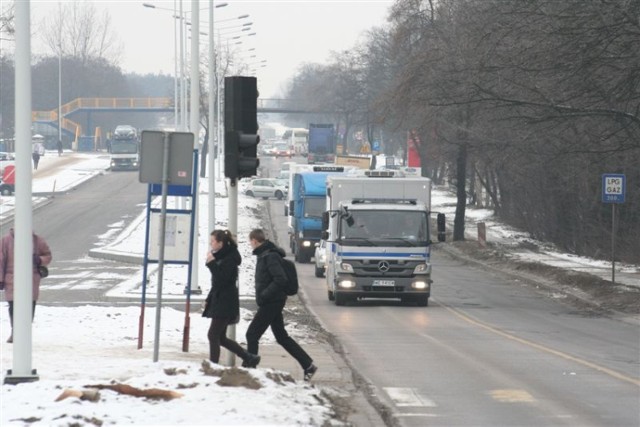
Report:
262,156,640,427
11,169,148,304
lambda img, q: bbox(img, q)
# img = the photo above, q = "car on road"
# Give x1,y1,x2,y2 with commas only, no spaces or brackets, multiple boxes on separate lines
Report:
0,152,15,175
259,143,277,157
274,143,293,158
314,239,327,277
245,178,288,200
0,162,15,195
273,177,289,190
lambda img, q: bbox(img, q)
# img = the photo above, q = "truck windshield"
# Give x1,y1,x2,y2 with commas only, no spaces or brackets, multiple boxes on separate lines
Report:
303,198,325,218
339,210,429,246
111,140,138,154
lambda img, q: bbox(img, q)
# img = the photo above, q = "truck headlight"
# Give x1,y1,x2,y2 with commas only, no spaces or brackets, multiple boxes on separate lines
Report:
302,241,311,247
339,263,354,273
413,263,431,274
338,280,355,288
411,281,429,290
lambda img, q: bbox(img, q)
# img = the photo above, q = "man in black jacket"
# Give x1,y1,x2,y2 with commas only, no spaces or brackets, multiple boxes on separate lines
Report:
245,228,318,381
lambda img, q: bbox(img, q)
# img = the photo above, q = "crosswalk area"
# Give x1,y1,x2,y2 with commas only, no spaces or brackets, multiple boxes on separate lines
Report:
41,258,142,294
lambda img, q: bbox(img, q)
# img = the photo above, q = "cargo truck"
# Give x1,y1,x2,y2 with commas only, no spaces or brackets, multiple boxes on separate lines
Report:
288,165,352,263
307,124,336,164
322,171,445,306
110,125,140,170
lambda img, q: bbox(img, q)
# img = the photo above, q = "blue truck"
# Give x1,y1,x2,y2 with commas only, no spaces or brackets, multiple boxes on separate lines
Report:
288,166,347,263
307,123,336,164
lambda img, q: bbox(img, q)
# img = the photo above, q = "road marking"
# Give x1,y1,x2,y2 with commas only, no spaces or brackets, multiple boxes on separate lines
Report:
490,389,536,403
437,301,640,387
384,387,437,407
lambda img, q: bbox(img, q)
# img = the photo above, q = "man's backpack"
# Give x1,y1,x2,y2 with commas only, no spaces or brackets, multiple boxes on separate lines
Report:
280,257,299,296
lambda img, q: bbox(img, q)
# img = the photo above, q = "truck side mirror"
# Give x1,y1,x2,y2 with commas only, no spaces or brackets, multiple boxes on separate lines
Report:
289,200,294,216
322,211,329,230
437,213,446,242
321,231,329,240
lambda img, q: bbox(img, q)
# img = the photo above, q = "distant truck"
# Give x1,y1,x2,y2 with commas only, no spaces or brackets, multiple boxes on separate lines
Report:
110,125,139,170
322,171,445,306
282,128,309,156
307,124,335,164
288,165,350,263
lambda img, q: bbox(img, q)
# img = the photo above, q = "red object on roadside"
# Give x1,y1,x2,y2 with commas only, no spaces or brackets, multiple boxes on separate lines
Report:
407,131,421,167
2,165,15,185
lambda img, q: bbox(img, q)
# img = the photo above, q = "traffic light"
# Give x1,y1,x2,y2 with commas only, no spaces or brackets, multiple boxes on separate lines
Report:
224,76,260,179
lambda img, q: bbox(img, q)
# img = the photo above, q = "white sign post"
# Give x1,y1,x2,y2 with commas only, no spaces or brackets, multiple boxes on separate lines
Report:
602,174,626,285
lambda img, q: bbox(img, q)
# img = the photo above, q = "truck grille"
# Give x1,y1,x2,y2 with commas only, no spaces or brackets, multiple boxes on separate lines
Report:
303,229,322,239
351,259,419,277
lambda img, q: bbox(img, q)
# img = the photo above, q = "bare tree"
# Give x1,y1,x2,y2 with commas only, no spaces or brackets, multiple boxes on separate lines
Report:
0,1,14,42
40,1,122,65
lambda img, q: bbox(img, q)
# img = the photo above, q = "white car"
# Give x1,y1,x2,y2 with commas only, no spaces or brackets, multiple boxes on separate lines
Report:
314,240,327,277
245,178,288,200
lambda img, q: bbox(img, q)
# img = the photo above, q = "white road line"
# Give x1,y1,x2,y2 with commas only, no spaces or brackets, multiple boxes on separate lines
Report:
384,387,437,407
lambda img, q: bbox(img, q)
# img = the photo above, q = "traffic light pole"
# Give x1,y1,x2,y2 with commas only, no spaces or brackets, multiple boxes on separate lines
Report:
226,178,238,366
222,76,259,367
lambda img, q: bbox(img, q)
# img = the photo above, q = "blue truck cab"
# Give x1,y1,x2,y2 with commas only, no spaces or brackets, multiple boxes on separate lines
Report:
288,166,347,263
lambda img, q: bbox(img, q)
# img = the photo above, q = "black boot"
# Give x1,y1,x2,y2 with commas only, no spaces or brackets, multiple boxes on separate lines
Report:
242,352,261,368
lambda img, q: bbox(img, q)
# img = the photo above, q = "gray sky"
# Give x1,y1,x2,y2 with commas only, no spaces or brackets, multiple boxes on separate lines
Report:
30,1,393,98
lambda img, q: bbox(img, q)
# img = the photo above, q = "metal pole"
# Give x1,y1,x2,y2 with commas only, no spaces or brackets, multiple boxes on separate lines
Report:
611,204,616,285
173,0,178,130
6,0,38,384
189,0,200,294
217,69,223,179
208,0,216,234
153,133,171,362
227,178,238,366
179,0,186,131
57,3,62,145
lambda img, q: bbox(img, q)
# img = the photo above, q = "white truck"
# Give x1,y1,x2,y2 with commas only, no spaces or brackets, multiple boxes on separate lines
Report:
322,171,445,306
110,125,140,170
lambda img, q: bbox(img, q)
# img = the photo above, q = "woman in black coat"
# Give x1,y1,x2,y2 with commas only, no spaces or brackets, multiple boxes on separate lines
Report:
203,229,260,366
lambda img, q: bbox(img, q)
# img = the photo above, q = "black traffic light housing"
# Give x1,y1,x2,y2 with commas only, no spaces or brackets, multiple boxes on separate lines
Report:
224,76,260,179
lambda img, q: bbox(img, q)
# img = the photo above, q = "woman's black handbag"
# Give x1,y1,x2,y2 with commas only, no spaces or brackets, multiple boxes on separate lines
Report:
37,265,49,278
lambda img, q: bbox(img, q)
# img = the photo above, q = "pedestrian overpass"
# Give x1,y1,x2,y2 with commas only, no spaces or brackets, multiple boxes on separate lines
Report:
32,97,312,143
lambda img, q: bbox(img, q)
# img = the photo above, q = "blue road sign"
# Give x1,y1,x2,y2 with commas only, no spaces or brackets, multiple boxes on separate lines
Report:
602,174,625,203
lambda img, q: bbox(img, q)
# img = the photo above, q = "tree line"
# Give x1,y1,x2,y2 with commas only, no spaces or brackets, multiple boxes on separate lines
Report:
2,0,637,263
282,0,639,264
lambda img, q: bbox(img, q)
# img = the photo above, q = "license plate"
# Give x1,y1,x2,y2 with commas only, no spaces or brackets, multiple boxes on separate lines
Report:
373,280,395,286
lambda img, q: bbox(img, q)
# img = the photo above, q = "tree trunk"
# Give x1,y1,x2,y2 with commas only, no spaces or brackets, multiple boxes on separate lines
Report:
453,141,468,241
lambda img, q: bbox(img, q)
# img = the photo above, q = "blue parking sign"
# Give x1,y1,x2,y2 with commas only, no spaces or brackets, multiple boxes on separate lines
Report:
602,174,625,203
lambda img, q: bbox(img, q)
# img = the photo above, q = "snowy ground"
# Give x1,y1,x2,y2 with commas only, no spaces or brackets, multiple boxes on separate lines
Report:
1,151,638,426
2,153,334,426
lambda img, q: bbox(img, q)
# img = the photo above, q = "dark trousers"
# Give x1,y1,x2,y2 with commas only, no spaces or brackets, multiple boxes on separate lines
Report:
8,301,36,327
208,317,250,364
246,300,313,370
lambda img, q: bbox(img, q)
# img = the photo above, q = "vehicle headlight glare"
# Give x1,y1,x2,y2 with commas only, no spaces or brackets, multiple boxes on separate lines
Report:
302,241,311,247
412,281,428,290
339,280,355,288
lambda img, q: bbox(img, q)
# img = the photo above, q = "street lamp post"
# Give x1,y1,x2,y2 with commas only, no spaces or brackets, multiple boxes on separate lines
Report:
57,3,62,149
209,0,216,244
143,2,183,130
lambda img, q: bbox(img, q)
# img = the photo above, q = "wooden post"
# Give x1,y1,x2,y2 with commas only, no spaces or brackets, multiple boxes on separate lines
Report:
478,222,486,248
